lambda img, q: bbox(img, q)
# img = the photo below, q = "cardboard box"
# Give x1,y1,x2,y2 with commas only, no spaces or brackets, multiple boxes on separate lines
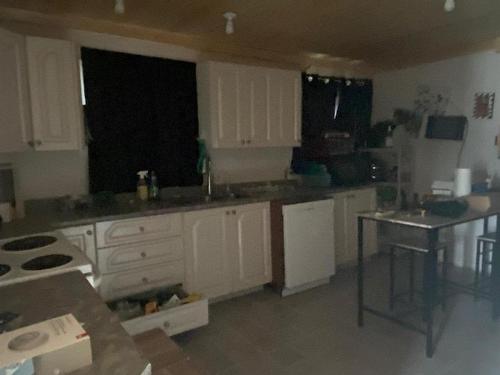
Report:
0,314,92,375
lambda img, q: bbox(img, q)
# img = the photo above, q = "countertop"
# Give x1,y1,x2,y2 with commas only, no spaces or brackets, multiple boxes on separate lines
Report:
0,184,376,239
359,193,500,229
0,271,149,374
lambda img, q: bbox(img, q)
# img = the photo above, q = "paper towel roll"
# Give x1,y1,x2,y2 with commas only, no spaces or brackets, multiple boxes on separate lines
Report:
454,168,471,197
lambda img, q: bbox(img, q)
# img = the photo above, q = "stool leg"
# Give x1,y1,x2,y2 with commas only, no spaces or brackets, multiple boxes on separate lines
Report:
389,247,395,310
409,251,415,303
474,239,482,301
441,248,448,310
482,242,489,281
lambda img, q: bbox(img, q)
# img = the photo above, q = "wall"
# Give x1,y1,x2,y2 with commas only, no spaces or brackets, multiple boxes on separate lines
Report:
373,50,500,193
373,50,500,268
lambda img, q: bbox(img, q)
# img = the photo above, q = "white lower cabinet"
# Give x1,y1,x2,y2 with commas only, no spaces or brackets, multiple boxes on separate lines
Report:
232,204,272,291
332,188,378,265
99,261,185,301
98,237,183,274
183,202,271,300
183,207,233,299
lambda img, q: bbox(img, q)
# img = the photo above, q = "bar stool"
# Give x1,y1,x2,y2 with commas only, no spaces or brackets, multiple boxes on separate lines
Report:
474,232,496,299
389,242,448,311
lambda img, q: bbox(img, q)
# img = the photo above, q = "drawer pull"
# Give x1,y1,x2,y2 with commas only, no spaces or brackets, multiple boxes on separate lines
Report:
232,210,236,215
163,321,170,329
142,277,149,284
139,226,145,232
140,252,147,258
86,230,93,236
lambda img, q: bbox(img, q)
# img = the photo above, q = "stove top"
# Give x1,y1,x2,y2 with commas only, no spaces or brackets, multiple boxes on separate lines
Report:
2,235,57,252
22,254,73,271
0,232,93,287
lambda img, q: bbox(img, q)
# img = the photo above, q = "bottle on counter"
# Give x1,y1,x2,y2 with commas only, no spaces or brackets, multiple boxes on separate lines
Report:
137,171,149,201
149,171,160,200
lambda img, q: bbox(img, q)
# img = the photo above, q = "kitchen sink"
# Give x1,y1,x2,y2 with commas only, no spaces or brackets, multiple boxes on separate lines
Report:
162,192,251,206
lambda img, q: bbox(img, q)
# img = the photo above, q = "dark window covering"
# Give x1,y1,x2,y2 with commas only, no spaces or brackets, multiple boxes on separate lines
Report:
300,73,373,144
81,48,201,194
292,74,373,183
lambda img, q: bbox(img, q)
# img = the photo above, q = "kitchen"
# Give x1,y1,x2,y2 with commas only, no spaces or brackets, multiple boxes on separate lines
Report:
1,1,500,374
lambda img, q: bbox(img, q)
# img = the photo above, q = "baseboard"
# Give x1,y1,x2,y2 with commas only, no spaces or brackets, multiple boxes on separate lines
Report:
281,277,331,297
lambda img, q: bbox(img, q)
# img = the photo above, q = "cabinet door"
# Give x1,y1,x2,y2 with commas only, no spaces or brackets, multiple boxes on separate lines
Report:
60,225,96,265
26,36,82,150
232,202,272,291
278,70,301,146
243,66,270,147
344,189,378,263
267,69,302,147
333,193,349,265
183,208,232,299
208,62,245,148
0,28,31,152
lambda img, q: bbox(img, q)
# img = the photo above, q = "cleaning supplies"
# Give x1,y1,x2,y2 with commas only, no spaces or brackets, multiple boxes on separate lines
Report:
196,139,208,175
149,171,160,200
136,171,149,201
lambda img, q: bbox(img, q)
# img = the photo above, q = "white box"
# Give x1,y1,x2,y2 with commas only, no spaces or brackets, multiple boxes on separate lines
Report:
0,314,92,375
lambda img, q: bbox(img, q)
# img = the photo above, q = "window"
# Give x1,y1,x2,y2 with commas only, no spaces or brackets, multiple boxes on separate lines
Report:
81,48,201,194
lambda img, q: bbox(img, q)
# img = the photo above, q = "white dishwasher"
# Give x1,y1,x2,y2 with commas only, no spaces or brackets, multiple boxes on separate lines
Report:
282,198,335,296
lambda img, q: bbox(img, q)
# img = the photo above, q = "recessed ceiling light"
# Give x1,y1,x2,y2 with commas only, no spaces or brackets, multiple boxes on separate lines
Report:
114,0,125,14
223,12,237,34
444,0,455,12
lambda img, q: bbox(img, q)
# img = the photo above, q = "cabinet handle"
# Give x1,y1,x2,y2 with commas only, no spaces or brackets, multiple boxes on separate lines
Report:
163,321,170,329
139,226,145,232
35,140,42,146
232,210,236,215
241,140,245,145
140,252,146,258
246,140,251,144
86,230,93,236
142,277,149,284
27,140,34,148
226,211,230,215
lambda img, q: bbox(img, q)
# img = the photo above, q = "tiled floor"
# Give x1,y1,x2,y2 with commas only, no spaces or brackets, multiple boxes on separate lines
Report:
174,255,500,375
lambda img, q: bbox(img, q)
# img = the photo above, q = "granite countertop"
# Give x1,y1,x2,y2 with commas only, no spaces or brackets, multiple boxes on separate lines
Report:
0,183,376,239
0,271,149,374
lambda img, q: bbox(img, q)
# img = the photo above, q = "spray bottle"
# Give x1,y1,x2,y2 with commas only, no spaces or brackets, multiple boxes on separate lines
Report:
137,171,149,201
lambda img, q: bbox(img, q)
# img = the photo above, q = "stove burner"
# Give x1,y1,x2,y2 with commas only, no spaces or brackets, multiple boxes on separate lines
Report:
21,254,72,271
0,264,10,277
2,236,57,252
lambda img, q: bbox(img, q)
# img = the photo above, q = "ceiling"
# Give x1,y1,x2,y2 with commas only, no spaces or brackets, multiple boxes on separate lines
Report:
1,0,500,71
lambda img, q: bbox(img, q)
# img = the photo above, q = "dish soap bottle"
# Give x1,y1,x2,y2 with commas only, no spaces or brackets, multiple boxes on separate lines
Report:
137,171,149,201
149,171,160,200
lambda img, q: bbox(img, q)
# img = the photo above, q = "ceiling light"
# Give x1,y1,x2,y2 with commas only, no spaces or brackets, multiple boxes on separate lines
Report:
307,75,314,82
114,0,125,14
224,12,237,34
444,0,455,12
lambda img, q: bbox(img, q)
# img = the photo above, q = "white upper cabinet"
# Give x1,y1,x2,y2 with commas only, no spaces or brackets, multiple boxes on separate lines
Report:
0,28,31,152
26,36,83,151
197,61,301,148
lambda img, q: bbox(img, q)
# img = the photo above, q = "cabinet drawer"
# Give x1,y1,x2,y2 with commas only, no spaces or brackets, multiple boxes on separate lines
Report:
96,214,182,248
121,299,209,336
98,238,183,275
99,261,184,301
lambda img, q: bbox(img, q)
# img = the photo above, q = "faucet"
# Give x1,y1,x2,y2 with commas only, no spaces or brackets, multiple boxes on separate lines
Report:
205,157,214,200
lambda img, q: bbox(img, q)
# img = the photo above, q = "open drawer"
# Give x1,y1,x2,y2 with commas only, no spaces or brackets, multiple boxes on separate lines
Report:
109,286,209,336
